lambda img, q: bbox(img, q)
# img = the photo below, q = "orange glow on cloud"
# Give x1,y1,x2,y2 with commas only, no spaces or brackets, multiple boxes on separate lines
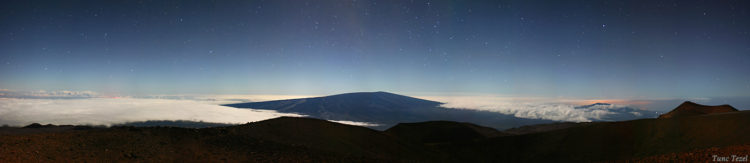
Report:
574,99,653,106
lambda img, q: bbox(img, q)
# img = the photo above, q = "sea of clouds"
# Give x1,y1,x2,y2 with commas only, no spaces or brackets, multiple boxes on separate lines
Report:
0,89,383,127
418,95,654,122
0,89,717,127
0,97,304,127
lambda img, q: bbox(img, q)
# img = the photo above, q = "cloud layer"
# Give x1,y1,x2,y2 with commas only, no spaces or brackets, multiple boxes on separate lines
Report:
419,96,654,122
133,94,317,105
0,98,302,127
328,120,381,127
0,90,672,127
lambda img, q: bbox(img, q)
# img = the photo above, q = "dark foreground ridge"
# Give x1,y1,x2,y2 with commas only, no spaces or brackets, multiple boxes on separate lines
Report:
1,101,749,162
384,121,511,144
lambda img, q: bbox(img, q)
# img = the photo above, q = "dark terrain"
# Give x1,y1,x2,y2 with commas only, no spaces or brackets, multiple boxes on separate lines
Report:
0,101,748,162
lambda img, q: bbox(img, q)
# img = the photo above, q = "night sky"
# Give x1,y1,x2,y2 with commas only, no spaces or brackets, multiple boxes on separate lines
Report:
1,0,749,99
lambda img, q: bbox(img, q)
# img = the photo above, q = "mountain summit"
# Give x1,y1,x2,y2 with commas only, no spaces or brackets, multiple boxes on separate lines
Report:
575,103,612,109
658,101,738,119
225,92,442,111
223,92,445,126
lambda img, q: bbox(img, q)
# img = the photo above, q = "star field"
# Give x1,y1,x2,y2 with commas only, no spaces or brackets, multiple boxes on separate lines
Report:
0,0,749,99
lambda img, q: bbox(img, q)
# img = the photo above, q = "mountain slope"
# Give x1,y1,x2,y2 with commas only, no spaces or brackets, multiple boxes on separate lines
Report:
223,117,436,161
385,121,509,144
658,101,738,119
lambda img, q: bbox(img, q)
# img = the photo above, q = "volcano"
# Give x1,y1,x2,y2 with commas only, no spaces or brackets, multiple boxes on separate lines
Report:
224,91,552,129
658,101,738,119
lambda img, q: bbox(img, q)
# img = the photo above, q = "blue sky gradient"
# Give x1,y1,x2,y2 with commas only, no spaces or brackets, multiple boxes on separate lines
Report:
1,0,749,100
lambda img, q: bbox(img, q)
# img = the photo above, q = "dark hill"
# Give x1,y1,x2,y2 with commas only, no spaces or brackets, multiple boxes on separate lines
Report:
0,117,439,162
445,110,750,162
224,91,553,130
220,117,436,161
502,122,589,135
385,121,509,144
658,101,738,119
114,120,233,128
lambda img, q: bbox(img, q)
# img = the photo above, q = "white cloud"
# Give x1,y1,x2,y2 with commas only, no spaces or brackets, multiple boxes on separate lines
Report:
0,97,303,127
417,95,643,122
328,120,381,127
440,102,611,122
0,89,386,127
134,94,318,105
0,97,381,127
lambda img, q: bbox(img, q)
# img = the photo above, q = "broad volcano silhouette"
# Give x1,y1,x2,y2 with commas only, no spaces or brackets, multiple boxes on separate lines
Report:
224,92,442,123
224,91,552,129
